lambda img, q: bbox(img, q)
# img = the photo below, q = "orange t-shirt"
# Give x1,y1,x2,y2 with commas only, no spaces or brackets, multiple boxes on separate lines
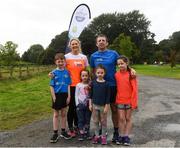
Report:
65,52,89,86
115,71,138,109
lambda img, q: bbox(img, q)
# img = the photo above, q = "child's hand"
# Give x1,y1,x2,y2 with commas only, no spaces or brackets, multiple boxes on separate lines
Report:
66,96,71,105
48,72,54,79
130,68,136,76
104,105,109,114
132,106,138,110
89,104,93,112
52,97,56,103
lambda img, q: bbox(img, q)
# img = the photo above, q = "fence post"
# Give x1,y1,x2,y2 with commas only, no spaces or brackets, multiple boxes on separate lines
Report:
26,65,29,76
0,65,2,78
19,65,22,78
37,65,40,75
9,65,13,78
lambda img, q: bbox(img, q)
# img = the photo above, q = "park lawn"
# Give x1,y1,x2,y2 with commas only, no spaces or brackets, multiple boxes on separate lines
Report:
133,64,180,79
0,73,52,131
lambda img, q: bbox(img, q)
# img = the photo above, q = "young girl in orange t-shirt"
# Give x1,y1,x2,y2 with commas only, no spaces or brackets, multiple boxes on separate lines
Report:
115,55,138,146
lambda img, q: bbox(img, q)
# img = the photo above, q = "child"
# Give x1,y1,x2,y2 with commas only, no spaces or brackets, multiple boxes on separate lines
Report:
49,53,71,143
89,64,110,145
75,70,92,141
115,55,138,146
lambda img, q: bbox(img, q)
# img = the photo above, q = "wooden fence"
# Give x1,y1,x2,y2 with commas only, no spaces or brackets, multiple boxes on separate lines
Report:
0,65,55,79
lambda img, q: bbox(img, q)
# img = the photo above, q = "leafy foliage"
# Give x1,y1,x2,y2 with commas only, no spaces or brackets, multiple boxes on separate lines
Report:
21,44,44,64
109,33,140,63
0,41,20,65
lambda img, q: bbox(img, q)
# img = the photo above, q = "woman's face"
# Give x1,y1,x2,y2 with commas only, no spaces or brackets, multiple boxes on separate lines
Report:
70,39,80,53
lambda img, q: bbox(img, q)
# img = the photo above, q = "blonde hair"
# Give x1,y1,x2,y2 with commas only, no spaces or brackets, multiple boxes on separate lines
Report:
68,38,82,53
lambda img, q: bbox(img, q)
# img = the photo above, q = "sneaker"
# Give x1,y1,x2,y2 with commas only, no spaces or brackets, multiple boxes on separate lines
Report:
101,135,107,145
78,133,84,141
112,132,119,143
116,136,123,145
85,131,92,140
50,133,59,143
68,130,76,138
123,136,131,146
74,126,79,135
60,131,72,140
92,136,99,144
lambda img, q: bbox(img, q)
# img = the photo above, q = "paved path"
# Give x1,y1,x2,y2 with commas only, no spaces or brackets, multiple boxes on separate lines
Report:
1,76,180,147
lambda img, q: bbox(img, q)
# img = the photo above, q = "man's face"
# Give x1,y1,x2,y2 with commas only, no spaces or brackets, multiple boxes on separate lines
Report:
96,37,108,51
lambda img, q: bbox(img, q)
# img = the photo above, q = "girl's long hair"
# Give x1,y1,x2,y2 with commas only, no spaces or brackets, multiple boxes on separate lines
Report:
117,55,135,80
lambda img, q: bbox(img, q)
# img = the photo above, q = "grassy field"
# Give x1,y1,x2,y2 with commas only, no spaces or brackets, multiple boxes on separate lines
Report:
0,72,52,130
133,64,180,79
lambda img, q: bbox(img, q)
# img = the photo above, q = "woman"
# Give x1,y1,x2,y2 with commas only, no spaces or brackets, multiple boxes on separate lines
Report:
65,38,89,137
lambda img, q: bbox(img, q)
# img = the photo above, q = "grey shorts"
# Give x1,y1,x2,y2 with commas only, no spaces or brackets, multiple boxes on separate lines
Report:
116,104,131,110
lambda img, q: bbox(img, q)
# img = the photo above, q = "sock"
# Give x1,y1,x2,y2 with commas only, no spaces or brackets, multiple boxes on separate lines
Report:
61,128,65,133
69,127,73,132
114,127,118,134
54,130,58,134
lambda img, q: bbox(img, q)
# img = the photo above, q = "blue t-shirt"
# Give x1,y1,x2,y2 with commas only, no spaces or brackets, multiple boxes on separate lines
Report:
49,69,71,93
90,49,120,86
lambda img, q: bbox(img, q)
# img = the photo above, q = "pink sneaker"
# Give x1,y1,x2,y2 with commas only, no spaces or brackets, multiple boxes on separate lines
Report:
101,135,107,145
68,130,76,138
92,136,99,144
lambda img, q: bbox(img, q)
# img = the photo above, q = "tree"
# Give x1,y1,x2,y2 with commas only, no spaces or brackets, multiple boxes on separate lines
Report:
21,44,44,64
79,10,155,61
158,39,171,63
139,38,156,64
48,31,68,53
40,47,56,65
39,31,69,64
154,50,164,63
0,41,20,65
158,31,180,67
109,33,139,63
169,31,180,67
79,28,97,57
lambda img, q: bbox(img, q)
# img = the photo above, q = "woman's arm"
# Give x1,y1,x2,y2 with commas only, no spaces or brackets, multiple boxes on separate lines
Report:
66,85,71,105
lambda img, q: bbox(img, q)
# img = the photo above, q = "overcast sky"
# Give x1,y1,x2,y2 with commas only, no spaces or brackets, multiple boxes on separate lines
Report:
0,0,180,55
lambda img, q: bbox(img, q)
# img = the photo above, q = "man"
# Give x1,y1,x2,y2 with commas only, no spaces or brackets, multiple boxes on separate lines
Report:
90,34,120,143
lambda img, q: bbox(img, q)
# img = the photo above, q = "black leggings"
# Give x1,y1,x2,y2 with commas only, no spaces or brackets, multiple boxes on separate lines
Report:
67,86,78,129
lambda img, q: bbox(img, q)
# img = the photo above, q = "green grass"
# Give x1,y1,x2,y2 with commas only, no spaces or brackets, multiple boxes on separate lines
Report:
0,72,52,131
132,64,180,79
